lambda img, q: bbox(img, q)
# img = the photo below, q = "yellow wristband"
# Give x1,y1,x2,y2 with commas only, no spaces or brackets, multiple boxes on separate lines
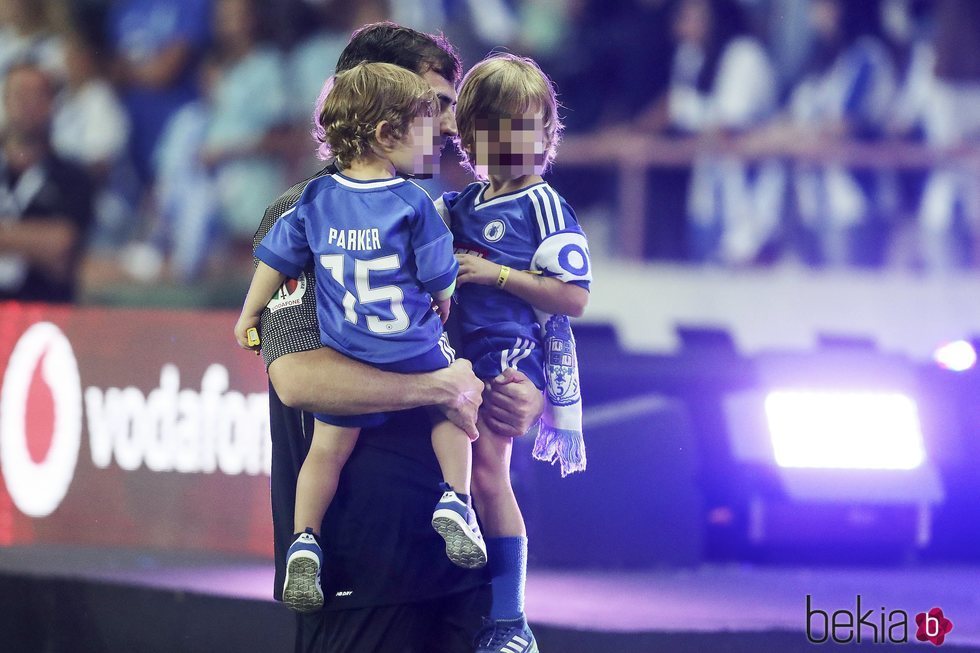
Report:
496,265,511,288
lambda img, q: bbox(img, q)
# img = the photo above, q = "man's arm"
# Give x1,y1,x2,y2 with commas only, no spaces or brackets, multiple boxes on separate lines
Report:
268,347,484,439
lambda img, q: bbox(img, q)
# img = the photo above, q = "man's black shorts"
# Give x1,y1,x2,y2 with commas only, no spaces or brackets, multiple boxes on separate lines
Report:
294,585,491,653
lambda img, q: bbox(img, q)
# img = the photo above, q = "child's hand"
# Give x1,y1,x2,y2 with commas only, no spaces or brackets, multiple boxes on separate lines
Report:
433,297,451,323
234,314,261,351
455,253,500,287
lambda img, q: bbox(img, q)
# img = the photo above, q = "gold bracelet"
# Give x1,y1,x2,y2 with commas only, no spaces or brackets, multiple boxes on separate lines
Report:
496,265,511,288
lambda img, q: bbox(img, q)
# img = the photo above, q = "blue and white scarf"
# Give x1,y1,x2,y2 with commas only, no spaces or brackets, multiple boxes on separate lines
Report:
530,231,591,477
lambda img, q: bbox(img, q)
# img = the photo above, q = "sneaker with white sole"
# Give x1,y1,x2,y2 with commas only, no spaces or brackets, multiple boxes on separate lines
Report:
282,528,323,613
431,483,487,569
474,615,539,653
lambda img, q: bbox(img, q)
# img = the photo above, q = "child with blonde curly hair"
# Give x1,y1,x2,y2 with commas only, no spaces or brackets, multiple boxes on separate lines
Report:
235,62,485,613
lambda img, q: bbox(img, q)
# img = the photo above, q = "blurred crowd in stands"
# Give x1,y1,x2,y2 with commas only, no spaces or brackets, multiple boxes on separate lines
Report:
0,0,978,306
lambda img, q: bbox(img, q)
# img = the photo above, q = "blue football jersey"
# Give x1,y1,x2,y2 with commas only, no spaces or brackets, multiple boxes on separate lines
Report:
256,173,458,365
445,181,592,376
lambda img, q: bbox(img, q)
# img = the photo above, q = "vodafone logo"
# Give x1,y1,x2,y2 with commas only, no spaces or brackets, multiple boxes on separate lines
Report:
0,322,82,517
267,271,307,313
0,318,271,520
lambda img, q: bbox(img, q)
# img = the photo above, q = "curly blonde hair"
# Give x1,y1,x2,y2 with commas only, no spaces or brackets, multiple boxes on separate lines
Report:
316,62,438,167
455,53,564,176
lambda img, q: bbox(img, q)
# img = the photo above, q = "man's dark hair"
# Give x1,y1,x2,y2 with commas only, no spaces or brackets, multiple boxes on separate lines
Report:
312,21,461,160
335,21,461,86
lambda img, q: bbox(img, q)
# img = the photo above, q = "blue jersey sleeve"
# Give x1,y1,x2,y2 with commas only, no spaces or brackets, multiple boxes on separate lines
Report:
440,190,461,212
532,194,592,290
255,206,312,279
411,190,458,298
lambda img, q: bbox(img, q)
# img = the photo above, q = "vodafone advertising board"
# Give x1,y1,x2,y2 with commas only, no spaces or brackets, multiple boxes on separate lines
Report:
0,302,273,556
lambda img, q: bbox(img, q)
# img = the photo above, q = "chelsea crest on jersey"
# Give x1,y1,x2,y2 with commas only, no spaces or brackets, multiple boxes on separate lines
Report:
446,180,591,287
444,181,592,343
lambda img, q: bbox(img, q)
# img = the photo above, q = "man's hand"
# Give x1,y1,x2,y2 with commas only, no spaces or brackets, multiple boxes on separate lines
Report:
431,359,484,440
482,367,544,437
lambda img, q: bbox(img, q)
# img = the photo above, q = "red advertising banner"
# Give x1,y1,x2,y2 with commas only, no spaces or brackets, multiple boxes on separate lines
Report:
0,302,273,557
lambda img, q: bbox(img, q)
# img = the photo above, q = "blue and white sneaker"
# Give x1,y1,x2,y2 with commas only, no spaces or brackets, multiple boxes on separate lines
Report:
474,615,539,653
431,483,487,569
282,528,323,613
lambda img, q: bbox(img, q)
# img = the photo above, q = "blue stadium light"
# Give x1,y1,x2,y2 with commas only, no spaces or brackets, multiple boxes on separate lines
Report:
764,391,926,470
932,340,977,372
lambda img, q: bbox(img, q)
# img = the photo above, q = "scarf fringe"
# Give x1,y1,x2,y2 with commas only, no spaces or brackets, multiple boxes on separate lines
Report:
533,424,587,478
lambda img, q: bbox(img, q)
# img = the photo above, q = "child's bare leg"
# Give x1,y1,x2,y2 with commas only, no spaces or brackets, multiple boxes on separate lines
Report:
430,416,472,495
429,410,485,568
284,419,357,613
293,420,359,535
471,415,525,537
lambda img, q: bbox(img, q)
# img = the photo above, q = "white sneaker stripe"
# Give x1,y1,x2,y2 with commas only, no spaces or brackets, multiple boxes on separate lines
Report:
512,635,529,646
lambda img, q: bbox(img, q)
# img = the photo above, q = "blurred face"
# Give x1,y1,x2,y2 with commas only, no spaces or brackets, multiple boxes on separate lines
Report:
674,0,711,46
470,112,546,180
810,0,842,40
387,114,441,176
3,67,54,138
215,0,255,45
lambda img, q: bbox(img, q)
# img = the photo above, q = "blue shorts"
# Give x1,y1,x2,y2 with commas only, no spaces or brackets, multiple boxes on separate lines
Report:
463,334,545,391
314,334,455,428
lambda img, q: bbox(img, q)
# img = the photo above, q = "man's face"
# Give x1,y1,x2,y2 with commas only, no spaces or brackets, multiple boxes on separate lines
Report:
421,69,458,147
3,67,54,139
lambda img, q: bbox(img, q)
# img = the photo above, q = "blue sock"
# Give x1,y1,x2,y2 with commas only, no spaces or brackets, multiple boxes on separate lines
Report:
486,536,527,621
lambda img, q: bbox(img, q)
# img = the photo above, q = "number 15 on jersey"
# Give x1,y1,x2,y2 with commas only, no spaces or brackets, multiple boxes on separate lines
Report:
319,254,410,335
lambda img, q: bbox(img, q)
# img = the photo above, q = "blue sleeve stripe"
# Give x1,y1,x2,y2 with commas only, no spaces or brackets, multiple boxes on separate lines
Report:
416,233,457,282
423,265,459,297
568,279,591,290
255,244,305,279
543,186,567,231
